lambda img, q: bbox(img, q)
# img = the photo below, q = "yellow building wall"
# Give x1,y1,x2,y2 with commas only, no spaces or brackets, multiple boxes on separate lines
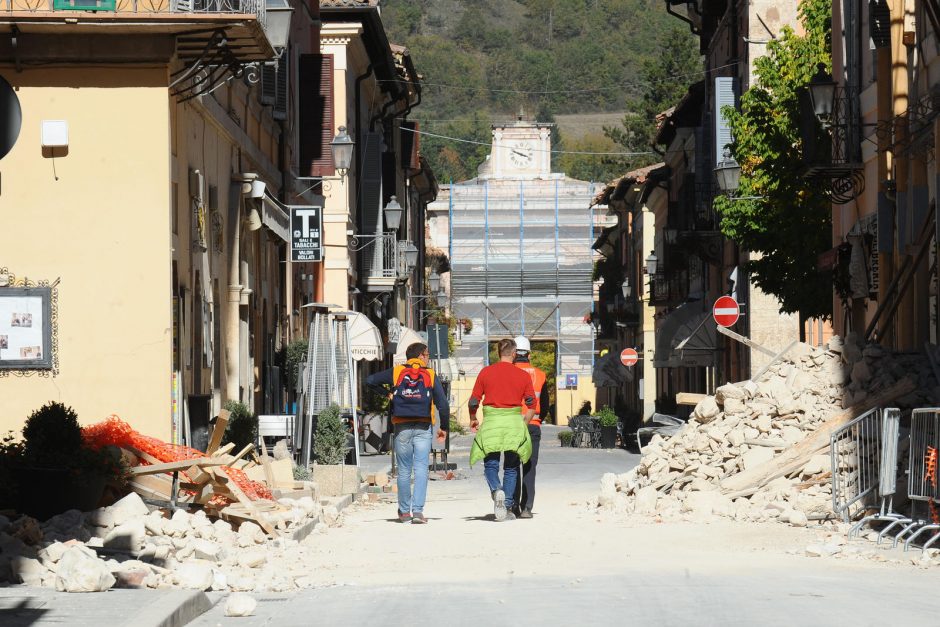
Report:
0,67,173,439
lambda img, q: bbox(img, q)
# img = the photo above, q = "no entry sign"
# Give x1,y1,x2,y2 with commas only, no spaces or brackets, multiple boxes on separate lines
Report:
620,348,639,367
713,295,740,327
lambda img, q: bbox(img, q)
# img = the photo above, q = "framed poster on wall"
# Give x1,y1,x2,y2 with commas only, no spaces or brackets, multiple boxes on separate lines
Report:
0,287,53,370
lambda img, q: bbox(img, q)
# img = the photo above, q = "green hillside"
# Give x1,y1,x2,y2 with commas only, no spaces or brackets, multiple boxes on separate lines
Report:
380,0,700,184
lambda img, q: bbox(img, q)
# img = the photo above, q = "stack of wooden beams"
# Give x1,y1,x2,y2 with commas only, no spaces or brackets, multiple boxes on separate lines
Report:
120,410,310,536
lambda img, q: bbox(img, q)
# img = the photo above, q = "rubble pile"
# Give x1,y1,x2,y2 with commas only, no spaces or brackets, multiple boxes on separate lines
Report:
600,333,939,524
0,490,341,593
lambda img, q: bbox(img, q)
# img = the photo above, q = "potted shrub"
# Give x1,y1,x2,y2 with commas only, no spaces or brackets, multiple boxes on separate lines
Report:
310,404,358,497
1,402,126,520
222,400,258,451
596,407,619,448
558,430,573,447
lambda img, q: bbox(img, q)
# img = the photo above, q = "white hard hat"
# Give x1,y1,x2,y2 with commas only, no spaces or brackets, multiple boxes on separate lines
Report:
513,336,531,352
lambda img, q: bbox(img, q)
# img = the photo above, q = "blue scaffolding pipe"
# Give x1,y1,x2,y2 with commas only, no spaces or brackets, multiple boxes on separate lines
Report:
520,179,525,336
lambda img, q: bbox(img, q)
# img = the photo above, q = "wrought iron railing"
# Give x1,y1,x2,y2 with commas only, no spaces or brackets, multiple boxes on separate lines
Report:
648,272,685,306
360,233,398,280
3,0,265,21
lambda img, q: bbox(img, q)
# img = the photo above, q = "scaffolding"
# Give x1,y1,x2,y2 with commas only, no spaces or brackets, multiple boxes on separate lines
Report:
449,177,596,377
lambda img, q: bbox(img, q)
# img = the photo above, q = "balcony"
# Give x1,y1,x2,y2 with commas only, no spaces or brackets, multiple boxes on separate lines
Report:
648,272,685,307
359,233,399,293
0,0,276,80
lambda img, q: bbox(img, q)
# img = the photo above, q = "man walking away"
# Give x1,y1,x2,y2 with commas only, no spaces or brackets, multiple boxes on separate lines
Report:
366,343,449,524
468,338,536,522
512,336,549,519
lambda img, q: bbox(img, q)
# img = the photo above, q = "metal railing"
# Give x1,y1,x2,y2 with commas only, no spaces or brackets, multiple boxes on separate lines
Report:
3,0,265,21
894,408,940,550
829,407,908,539
359,233,398,280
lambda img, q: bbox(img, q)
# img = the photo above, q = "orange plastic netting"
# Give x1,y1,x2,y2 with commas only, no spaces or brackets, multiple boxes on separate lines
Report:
82,415,272,501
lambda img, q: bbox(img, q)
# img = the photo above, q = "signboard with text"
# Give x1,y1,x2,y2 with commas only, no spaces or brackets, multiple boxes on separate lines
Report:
290,205,323,262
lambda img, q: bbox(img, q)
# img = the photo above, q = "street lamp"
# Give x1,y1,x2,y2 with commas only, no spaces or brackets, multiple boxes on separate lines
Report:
403,242,419,270
621,278,632,298
807,63,837,124
714,148,742,195
330,126,354,176
428,271,441,293
264,0,295,51
645,252,658,275
383,196,403,231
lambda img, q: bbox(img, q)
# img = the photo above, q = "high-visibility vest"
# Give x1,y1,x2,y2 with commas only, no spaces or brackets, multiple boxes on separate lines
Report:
515,362,546,424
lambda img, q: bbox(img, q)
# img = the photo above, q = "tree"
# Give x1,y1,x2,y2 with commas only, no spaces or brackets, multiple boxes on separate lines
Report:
713,0,833,319
605,26,700,170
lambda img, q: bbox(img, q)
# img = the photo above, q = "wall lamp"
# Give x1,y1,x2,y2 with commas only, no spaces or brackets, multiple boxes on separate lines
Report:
236,172,266,231
348,197,406,251
621,278,632,298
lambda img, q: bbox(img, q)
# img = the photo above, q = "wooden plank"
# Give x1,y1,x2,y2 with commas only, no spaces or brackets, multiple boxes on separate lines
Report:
221,475,277,535
676,392,707,406
129,474,174,500
125,446,163,466
186,465,213,485
716,325,776,357
129,458,226,476
259,437,276,489
206,409,230,455
720,377,916,493
230,443,255,465
211,442,236,458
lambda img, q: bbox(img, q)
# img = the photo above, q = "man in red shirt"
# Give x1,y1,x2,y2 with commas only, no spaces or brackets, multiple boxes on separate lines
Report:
468,338,535,521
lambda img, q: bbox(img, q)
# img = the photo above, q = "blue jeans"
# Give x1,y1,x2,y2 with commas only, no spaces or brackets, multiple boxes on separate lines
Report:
484,452,520,509
394,422,432,514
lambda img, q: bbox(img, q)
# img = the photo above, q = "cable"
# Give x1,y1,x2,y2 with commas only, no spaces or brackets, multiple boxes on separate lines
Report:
400,126,654,157
375,62,740,95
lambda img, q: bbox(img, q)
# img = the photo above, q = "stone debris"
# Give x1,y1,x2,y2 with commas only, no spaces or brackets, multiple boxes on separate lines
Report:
0,460,354,593
599,334,938,526
224,593,258,617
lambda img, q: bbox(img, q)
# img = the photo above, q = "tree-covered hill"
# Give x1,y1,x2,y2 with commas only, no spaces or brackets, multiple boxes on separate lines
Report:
379,0,700,183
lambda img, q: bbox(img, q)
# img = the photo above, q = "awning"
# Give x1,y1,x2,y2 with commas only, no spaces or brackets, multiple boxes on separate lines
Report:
261,196,290,243
338,311,382,361
591,223,622,258
393,326,425,365
653,300,717,368
592,350,634,387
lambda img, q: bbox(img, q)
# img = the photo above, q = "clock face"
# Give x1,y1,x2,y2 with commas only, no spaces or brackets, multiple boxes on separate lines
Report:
509,141,534,168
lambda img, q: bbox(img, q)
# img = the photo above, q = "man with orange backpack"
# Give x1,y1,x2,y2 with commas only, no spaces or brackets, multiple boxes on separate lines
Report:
366,342,449,524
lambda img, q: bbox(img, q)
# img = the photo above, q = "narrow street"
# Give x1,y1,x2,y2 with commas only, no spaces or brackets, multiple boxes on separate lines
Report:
192,428,940,626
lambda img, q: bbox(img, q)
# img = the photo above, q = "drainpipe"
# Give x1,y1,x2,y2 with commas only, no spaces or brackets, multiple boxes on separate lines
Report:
354,64,374,234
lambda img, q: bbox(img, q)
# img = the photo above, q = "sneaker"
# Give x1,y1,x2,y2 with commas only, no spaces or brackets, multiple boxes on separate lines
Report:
412,513,427,524
511,506,522,517
518,509,533,519
398,511,412,523
492,489,507,521
499,511,516,522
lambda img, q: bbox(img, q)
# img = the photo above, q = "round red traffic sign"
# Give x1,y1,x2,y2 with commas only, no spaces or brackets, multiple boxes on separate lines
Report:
713,295,740,327
620,348,639,367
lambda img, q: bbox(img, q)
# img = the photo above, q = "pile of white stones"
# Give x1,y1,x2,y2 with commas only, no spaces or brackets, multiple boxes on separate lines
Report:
0,490,341,593
599,333,938,525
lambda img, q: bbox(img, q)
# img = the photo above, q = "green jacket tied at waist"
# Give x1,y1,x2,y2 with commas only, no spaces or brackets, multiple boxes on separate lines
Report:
469,406,532,466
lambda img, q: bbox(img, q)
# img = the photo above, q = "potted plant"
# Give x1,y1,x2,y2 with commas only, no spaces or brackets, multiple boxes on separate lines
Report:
310,404,359,497
1,402,126,520
596,407,619,448
222,400,258,451
558,430,573,447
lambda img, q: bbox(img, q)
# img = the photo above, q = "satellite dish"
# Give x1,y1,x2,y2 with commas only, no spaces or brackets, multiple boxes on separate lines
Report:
0,75,22,161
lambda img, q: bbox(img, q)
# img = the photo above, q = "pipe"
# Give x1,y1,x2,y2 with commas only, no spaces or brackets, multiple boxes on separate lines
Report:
354,64,374,233
225,180,244,403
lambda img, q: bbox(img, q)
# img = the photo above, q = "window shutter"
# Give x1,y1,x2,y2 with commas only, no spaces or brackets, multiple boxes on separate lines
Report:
273,53,289,121
299,53,334,177
400,121,420,172
360,132,383,234
260,65,276,105
714,77,736,165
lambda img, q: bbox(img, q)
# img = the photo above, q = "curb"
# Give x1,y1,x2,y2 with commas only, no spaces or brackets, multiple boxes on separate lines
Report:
129,590,211,627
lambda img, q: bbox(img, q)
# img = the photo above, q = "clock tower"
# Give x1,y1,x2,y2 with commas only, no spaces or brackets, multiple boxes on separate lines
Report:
486,118,553,180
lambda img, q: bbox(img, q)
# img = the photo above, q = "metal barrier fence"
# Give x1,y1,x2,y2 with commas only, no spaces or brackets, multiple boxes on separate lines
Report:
894,408,940,550
831,407,884,523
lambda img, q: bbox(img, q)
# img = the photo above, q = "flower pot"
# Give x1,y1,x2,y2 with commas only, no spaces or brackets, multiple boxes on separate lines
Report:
600,425,618,448
13,466,106,520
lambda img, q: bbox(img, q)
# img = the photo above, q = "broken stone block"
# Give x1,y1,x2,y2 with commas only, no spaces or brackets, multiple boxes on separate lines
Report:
693,397,721,423
175,562,214,590
634,486,659,514
715,384,746,405
723,398,746,415
104,520,146,552
55,547,115,592
742,447,775,470
225,593,257,617
109,492,150,527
